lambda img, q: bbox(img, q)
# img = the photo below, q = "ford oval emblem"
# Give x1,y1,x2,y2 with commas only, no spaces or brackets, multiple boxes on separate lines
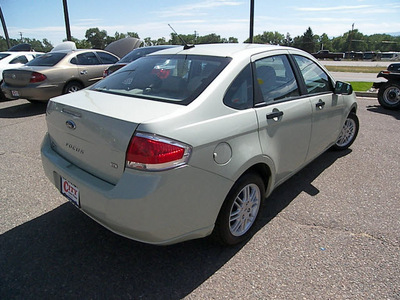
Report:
66,120,76,130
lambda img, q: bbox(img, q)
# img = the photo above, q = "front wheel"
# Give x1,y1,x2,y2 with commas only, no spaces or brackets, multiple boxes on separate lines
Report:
378,82,400,110
212,173,265,245
333,113,359,150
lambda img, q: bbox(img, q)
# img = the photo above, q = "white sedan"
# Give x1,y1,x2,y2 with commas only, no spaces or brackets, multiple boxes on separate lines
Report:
41,44,359,245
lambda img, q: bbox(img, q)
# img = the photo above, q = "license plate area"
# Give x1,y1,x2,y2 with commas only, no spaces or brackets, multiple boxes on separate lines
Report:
61,177,80,207
11,90,20,97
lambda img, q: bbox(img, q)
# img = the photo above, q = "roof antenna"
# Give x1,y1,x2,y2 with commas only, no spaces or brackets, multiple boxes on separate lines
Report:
168,24,195,50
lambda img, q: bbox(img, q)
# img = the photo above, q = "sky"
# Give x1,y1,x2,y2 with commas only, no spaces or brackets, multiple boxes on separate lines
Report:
1,0,400,46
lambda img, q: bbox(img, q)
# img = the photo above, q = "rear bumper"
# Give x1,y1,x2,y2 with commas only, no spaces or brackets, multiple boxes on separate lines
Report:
1,82,63,101
41,133,233,245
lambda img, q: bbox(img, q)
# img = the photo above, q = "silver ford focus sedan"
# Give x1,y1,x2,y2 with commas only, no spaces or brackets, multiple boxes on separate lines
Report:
41,44,359,245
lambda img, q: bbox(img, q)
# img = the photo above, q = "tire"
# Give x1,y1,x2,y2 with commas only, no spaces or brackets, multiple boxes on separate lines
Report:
377,82,400,110
333,113,359,150
212,173,265,245
63,81,83,94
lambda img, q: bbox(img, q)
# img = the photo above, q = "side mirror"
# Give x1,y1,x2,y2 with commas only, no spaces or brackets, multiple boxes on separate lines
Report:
334,81,353,95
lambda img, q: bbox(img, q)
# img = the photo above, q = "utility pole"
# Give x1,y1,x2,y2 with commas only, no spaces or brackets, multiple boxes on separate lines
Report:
249,0,254,43
0,6,11,49
63,0,72,41
348,23,354,52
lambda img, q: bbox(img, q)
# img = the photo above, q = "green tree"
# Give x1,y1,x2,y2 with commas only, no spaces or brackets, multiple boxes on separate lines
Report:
318,33,333,51
65,36,91,49
85,27,108,49
282,33,293,47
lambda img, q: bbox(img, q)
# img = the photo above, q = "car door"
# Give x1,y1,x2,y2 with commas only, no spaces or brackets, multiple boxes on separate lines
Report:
292,54,345,162
251,52,312,185
74,51,105,87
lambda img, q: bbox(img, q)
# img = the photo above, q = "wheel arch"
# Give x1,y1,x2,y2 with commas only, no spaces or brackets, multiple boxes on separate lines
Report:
233,158,275,198
63,79,84,94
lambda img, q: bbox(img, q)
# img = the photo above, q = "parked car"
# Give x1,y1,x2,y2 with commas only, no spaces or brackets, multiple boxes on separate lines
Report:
1,49,119,102
312,50,344,61
41,44,359,246
103,45,178,77
0,51,43,99
372,63,400,110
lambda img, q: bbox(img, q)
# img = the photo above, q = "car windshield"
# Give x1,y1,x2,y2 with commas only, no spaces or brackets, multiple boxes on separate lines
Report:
91,54,231,105
26,53,67,66
0,53,11,60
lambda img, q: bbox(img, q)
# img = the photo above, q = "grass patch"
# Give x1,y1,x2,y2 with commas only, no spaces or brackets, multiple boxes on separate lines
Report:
349,81,374,91
325,66,384,73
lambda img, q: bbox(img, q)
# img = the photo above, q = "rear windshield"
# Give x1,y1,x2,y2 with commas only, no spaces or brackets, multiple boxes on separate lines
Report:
26,53,67,66
91,54,231,105
119,47,175,64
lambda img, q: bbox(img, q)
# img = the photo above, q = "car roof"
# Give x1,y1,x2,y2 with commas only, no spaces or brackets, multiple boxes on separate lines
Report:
148,43,289,58
49,49,110,54
0,51,43,55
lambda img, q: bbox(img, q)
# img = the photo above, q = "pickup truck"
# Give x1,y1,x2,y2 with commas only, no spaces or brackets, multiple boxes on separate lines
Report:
312,50,344,61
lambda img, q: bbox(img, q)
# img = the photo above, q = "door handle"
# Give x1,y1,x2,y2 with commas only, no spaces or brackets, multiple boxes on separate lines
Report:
266,111,284,120
316,100,325,109
80,70,88,75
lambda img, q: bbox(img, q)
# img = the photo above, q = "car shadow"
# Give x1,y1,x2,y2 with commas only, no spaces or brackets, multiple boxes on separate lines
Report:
0,100,47,118
366,105,400,120
0,149,350,299
257,149,351,228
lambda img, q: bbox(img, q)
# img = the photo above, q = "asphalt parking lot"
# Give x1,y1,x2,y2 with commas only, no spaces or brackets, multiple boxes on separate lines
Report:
0,97,399,299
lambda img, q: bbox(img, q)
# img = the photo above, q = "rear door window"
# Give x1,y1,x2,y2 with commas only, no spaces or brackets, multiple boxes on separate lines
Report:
254,55,300,104
74,52,101,65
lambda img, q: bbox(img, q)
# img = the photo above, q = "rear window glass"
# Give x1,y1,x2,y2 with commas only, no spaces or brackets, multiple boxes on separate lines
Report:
26,53,67,66
96,52,118,64
91,55,231,105
119,47,174,64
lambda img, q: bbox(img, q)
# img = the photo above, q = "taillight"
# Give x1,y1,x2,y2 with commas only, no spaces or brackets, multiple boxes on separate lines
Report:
30,72,47,83
126,132,192,171
102,69,109,78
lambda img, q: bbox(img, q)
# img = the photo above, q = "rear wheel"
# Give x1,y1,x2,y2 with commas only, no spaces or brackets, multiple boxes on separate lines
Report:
63,81,83,94
333,113,359,150
213,173,265,245
378,82,400,110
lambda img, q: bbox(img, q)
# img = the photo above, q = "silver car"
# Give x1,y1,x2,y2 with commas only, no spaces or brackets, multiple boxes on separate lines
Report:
1,49,119,102
41,44,359,245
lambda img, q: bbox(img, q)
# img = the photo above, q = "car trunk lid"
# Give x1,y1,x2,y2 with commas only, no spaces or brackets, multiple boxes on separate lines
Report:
2,68,34,87
46,90,184,184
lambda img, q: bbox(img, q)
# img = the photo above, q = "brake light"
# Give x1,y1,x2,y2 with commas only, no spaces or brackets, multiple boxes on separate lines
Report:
30,72,47,83
126,132,191,171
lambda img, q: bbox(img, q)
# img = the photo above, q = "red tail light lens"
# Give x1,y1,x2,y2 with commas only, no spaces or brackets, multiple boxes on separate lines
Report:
30,72,47,83
126,132,192,171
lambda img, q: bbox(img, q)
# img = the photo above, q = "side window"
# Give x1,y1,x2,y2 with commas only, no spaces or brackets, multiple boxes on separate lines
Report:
75,52,100,65
10,55,28,64
223,64,253,110
96,52,118,64
254,55,299,104
294,55,332,94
